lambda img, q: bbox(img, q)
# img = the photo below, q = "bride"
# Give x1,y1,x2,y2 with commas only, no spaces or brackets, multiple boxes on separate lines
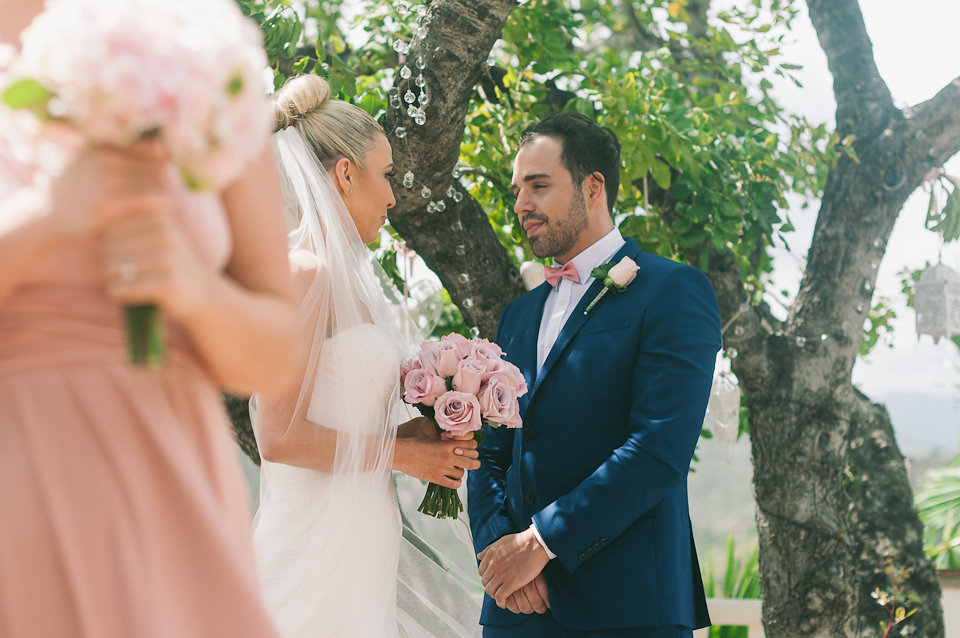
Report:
250,74,482,638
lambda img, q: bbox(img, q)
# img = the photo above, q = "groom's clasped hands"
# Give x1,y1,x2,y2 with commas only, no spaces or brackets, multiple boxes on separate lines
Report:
477,528,551,615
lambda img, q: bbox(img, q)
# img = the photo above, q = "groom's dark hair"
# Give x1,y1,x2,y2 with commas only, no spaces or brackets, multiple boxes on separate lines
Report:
518,112,621,215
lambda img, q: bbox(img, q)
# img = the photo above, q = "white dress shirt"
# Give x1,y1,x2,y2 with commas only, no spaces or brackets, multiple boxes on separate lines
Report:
529,227,625,559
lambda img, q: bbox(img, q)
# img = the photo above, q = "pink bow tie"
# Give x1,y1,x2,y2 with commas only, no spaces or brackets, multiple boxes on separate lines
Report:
544,261,581,287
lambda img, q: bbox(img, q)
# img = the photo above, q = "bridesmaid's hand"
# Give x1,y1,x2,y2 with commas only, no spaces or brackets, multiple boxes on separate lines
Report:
99,193,214,321
39,140,170,244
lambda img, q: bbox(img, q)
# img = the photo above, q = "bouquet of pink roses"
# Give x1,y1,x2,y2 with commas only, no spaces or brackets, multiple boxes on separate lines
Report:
402,333,526,519
1,0,271,368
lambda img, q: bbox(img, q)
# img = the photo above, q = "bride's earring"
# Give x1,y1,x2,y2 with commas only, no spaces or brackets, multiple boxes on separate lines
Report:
348,188,353,195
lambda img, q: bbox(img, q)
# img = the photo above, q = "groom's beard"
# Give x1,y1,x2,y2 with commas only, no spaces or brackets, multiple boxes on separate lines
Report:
528,188,589,259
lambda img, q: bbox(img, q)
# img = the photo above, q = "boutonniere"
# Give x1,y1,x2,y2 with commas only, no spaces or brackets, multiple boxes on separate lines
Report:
583,256,640,315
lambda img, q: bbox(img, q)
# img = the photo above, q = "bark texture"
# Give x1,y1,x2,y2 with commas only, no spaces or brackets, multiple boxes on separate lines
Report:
708,0,960,634
383,0,525,337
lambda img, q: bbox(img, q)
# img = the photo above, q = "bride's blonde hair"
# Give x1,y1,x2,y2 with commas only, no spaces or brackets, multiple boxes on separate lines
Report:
273,74,382,169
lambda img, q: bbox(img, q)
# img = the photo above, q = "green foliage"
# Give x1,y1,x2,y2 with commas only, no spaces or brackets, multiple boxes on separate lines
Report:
915,458,960,569
235,1,864,347
703,534,760,638
860,298,897,357
925,174,960,242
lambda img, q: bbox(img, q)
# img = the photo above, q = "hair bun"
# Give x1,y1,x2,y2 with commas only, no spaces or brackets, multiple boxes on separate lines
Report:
273,74,332,131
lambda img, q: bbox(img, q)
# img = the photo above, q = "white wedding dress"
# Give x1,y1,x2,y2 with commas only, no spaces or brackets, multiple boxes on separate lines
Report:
253,324,404,637
251,127,481,638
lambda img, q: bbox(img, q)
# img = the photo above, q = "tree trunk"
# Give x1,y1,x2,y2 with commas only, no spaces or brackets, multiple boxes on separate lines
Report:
383,0,525,337
709,0,960,631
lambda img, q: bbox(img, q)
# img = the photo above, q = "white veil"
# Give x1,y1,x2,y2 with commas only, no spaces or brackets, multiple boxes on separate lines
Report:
251,126,481,638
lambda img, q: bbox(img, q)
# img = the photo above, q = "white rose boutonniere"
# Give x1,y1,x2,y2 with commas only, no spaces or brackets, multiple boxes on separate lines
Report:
583,256,640,315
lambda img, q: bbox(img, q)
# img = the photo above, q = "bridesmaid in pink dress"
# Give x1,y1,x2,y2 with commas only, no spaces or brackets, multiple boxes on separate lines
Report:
0,3,300,636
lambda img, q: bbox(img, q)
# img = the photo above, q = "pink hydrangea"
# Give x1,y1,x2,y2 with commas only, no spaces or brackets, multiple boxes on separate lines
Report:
5,0,271,191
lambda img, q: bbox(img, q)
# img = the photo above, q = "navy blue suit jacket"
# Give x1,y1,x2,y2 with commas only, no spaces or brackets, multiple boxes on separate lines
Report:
467,239,719,631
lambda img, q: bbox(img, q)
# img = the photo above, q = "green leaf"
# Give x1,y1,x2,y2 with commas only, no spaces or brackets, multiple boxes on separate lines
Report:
651,158,672,189
2,78,52,111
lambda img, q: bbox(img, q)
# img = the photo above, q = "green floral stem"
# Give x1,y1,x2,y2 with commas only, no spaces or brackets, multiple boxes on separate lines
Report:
124,304,165,369
583,286,611,315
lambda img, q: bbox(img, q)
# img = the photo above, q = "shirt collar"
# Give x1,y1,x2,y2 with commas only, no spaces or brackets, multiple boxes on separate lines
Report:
556,228,625,284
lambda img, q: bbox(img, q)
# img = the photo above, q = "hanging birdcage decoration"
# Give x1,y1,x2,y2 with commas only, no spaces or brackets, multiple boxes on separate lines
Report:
915,262,960,343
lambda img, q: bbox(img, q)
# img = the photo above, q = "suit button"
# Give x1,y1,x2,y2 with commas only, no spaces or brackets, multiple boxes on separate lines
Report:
523,430,538,442
525,492,536,505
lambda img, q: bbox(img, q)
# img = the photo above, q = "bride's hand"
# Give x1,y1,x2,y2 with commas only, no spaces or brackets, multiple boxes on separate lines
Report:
393,418,480,488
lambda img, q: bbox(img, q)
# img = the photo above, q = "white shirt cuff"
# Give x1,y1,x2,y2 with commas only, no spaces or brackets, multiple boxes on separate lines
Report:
529,522,556,560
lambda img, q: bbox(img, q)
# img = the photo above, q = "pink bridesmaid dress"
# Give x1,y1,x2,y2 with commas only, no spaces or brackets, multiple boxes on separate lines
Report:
0,144,281,637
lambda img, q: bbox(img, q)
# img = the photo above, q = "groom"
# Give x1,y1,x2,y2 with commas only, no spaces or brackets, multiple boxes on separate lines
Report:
468,112,719,637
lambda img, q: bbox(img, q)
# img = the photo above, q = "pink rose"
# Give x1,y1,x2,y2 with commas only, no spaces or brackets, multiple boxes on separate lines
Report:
499,361,528,398
434,391,483,438
452,357,485,396
441,333,474,358
418,340,442,375
403,368,446,407
436,341,462,378
472,339,506,381
400,358,422,386
478,374,522,428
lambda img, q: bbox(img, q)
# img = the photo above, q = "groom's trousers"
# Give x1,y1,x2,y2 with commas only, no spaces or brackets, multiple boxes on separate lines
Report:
481,611,694,638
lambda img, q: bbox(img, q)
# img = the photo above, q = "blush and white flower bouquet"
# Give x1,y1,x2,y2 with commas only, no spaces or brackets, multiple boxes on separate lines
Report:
1,0,272,368
402,333,527,519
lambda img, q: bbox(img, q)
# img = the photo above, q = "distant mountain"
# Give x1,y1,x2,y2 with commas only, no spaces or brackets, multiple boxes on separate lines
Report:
878,392,960,456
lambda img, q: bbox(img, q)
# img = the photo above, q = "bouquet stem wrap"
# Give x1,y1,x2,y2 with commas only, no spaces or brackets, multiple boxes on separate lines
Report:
417,421,486,520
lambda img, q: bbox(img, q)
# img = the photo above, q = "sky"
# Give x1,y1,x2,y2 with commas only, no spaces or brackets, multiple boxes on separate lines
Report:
749,0,960,401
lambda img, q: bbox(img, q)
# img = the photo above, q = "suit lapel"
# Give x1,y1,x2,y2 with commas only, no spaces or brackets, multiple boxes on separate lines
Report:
516,283,550,412
528,240,641,401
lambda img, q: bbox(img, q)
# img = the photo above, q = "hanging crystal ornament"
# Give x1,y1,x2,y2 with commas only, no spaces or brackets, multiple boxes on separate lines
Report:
435,200,446,212
400,65,412,79
462,298,474,308
415,73,426,88
396,1,410,16
451,166,461,179
393,39,409,54
418,91,429,106
469,326,481,338
403,171,415,189
415,113,426,126
426,201,437,213
446,185,457,198
417,55,426,70
390,92,401,109
420,185,431,199
452,191,463,202
455,245,466,256
404,90,416,104
394,126,407,139
706,368,741,443
915,261,960,343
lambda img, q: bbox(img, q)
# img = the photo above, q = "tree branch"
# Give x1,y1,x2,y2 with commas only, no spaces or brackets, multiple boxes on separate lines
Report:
384,0,524,337
804,0,895,138
705,252,775,390
907,76,960,166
